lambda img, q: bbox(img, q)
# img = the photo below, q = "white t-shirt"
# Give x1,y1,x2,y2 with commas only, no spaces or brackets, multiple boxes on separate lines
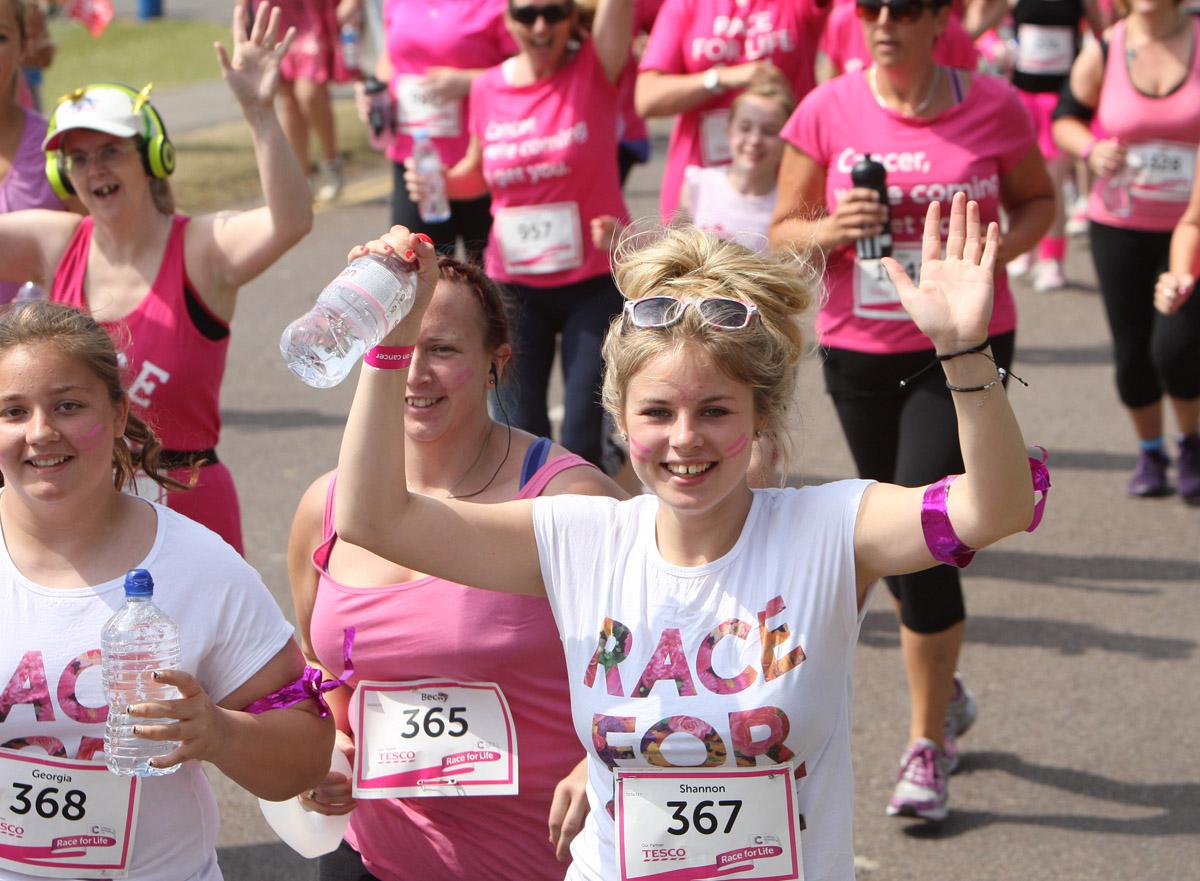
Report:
0,498,295,881
683,165,777,254
532,482,871,881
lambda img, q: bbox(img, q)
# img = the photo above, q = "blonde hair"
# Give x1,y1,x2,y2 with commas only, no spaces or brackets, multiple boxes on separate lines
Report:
601,226,820,472
0,302,192,494
730,69,797,121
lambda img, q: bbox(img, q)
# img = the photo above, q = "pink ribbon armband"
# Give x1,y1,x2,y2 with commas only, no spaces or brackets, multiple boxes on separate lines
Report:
921,447,1052,568
363,345,415,370
243,627,356,719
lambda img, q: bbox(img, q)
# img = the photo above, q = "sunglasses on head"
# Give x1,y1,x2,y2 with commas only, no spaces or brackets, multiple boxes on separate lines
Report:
854,0,933,23
623,296,759,331
509,2,572,26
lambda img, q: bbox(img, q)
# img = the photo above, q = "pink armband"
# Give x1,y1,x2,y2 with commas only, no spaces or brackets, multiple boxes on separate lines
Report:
921,447,1052,568
363,345,415,370
243,628,355,719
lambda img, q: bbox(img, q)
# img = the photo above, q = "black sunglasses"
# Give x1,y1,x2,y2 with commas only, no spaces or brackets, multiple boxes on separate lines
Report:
509,2,573,26
855,0,932,23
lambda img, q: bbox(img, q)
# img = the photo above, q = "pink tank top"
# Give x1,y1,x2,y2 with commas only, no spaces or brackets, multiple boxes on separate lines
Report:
50,216,229,451
310,447,593,881
1089,17,1200,231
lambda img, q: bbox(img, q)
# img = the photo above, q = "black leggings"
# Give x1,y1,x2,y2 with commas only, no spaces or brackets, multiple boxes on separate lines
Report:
822,333,1016,634
1088,220,1200,409
390,162,492,266
319,841,379,881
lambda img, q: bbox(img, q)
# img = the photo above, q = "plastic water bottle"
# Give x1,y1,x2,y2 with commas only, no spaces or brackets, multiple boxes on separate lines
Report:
102,569,182,777
364,76,396,151
339,23,361,72
280,253,418,388
411,128,451,224
1100,152,1142,219
15,282,44,302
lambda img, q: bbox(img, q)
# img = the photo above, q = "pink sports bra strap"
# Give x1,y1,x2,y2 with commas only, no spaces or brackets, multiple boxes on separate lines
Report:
517,453,595,499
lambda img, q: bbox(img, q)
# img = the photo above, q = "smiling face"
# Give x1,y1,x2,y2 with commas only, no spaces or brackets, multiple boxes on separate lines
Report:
404,280,508,444
622,343,760,518
0,342,128,508
728,94,789,175
863,1,948,68
60,129,149,213
506,0,577,71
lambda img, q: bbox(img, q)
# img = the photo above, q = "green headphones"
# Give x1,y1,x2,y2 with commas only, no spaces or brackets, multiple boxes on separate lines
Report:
44,83,176,200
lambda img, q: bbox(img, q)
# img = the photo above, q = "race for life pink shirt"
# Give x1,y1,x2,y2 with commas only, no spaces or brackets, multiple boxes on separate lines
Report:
783,72,1032,354
469,38,629,287
820,3,978,75
1088,17,1200,232
639,0,831,220
383,0,516,169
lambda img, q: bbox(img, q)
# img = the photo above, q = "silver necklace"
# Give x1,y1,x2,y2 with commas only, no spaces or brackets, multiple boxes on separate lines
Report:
869,64,942,117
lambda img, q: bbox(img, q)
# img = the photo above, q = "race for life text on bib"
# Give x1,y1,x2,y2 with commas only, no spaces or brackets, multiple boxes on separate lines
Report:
1127,141,1196,204
351,680,518,798
495,202,584,276
853,244,921,321
0,749,140,879
614,764,803,881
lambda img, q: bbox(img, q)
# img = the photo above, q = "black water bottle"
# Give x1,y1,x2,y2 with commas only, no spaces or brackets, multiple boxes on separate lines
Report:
850,154,892,260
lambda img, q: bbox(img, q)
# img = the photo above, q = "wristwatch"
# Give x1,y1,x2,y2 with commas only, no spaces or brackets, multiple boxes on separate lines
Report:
703,67,724,94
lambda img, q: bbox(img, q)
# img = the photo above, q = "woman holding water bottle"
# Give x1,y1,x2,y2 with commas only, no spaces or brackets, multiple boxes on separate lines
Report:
0,0,313,554
1052,0,1200,501
367,0,516,263
0,300,332,881
406,0,634,468
768,0,1053,821
288,255,626,880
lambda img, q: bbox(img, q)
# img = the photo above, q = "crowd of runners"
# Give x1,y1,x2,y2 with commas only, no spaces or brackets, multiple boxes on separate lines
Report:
0,0,1197,879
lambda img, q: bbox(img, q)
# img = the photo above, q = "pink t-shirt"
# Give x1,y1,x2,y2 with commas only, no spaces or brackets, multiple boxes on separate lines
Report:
783,72,1031,354
820,3,979,75
470,39,628,287
383,0,516,168
639,0,830,220
1088,17,1200,232
684,165,775,252
309,453,592,881
0,107,63,304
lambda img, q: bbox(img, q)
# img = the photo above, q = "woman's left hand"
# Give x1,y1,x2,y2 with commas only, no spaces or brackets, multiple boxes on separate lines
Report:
216,0,296,112
548,758,590,862
882,191,998,353
126,670,234,770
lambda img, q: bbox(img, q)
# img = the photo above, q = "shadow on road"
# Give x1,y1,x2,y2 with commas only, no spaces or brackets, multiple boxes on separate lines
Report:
897,751,1200,839
970,548,1199,590
860,611,1195,660
1016,344,1111,366
219,842,315,881
222,408,349,430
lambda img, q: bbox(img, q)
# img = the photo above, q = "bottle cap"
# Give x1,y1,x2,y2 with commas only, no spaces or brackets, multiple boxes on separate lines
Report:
411,127,429,141
124,568,154,597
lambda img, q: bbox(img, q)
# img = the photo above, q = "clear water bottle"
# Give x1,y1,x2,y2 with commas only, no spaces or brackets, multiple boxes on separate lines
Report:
15,282,45,302
280,253,418,388
1100,152,1142,219
102,569,182,777
339,23,361,72
412,128,451,224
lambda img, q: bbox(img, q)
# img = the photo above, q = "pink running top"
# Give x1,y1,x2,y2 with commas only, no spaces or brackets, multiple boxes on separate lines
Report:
1088,17,1200,232
0,108,64,303
382,0,516,169
309,447,593,881
639,0,831,221
783,71,1031,353
50,216,229,451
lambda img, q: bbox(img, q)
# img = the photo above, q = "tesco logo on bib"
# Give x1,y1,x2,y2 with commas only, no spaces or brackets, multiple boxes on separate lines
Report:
642,847,687,862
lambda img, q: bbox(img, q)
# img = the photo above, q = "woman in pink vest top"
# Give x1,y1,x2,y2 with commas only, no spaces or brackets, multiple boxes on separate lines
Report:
290,255,626,881
0,0,313,554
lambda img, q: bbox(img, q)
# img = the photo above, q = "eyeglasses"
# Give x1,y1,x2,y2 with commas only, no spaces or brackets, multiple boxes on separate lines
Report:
509,2,572,26
63,142,140,174
623,296,759,330
854,0,932,23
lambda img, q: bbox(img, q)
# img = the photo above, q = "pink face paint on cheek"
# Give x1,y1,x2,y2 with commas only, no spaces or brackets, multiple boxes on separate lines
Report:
723,433,749,458
628,436,654,463
73,421,107,451
442,366,477,393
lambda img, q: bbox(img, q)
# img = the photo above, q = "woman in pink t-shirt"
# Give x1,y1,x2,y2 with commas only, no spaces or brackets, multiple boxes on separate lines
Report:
819,0,978,75
635,0,831,221
1052,0,1200,502
406,0,633,468
770,0,1054,822
370,0,515,264
292,256,627,881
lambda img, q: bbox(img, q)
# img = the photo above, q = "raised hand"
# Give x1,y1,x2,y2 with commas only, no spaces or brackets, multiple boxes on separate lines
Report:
215,0,296,111
882,191,997,353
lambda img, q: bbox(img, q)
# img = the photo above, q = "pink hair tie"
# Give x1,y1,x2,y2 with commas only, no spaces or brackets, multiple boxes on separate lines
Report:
243,628,355,718
921,447,1052,568
363,345,415,370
